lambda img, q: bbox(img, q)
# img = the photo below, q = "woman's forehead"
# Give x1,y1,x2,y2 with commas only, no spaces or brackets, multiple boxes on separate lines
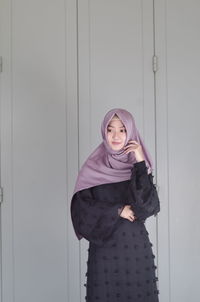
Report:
108,118,125,127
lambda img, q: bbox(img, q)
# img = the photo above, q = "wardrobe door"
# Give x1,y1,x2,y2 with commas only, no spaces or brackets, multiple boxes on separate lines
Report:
0,1,70,301
156,1,200,301
77,1,157,300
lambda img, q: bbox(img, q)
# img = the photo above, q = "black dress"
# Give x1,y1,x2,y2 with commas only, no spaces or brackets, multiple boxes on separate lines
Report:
71,160,160,302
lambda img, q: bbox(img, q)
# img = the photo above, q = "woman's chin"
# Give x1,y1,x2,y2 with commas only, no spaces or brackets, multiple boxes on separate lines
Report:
110,144,124,151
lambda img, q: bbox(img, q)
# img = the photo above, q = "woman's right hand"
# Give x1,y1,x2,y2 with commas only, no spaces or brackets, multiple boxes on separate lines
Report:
120,205,136,222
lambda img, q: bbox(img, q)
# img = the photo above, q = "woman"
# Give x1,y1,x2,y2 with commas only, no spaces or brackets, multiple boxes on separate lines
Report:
71,108,160,302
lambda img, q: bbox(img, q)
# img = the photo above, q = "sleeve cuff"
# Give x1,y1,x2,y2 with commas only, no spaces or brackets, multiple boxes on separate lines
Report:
118,205,125,216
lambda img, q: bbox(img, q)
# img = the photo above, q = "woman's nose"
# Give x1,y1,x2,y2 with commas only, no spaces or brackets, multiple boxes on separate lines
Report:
113,131,119,139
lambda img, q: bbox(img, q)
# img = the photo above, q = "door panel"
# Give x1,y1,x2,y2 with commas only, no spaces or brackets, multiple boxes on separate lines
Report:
166,1,200,301
155,1,200,301
77,1,156,300
0,1,68,301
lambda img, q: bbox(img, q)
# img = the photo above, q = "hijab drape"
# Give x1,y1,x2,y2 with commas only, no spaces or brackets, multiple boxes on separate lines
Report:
73,108,153,194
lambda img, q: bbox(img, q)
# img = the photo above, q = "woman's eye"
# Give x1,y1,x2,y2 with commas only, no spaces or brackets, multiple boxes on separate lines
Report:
107,128,126,133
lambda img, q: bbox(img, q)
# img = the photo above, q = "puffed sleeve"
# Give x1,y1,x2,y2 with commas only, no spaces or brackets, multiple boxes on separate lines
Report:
71,188,123,246
128,160,160,221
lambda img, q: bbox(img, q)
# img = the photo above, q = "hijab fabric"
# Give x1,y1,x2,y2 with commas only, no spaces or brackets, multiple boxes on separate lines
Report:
73,108,153,194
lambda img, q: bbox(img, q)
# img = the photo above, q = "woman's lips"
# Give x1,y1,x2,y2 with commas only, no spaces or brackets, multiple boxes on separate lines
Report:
112,142,121,145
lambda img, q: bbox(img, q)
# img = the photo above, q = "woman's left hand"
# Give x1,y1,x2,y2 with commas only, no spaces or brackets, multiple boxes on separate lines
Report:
123,140,145,162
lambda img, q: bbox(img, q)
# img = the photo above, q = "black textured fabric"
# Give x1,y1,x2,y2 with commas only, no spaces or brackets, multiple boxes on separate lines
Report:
71,160,160,302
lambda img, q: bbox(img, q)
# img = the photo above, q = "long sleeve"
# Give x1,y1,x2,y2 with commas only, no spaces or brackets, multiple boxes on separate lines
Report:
71,188,122,246
128,160,160,221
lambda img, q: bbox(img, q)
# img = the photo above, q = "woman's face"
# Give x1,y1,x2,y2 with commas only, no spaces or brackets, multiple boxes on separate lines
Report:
106,117,127,151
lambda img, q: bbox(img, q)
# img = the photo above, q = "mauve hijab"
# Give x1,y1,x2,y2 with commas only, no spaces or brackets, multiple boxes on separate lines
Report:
73,108,153,194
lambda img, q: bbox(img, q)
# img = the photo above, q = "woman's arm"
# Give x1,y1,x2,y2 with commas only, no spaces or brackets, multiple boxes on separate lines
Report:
71,188,122,245
128,160,160,221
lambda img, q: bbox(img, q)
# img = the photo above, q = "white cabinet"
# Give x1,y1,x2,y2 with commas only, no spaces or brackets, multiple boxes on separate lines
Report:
0,0,200,301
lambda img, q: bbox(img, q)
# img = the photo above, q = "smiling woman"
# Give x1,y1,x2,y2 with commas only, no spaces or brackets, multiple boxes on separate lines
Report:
71,108,160,302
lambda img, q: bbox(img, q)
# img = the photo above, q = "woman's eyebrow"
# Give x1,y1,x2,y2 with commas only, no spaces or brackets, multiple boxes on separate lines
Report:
107,125,125,128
